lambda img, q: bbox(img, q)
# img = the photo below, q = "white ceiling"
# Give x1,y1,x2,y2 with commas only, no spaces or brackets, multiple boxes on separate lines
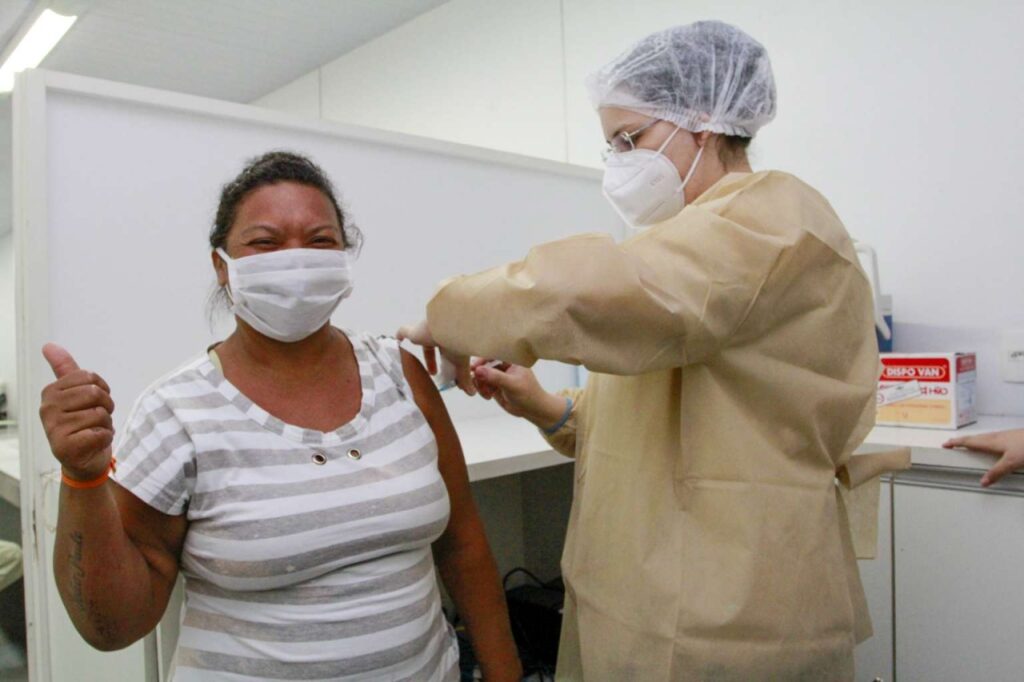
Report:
1,0,450,102
0,1,34,58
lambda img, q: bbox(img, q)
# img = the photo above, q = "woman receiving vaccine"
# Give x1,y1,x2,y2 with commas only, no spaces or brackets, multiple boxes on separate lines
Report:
39,152,520,681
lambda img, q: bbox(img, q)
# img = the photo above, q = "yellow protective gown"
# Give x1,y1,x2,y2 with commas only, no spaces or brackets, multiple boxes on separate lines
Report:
428,171,881,680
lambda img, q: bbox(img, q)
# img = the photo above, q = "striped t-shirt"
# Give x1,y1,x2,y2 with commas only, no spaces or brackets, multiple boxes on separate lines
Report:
113,332,459,681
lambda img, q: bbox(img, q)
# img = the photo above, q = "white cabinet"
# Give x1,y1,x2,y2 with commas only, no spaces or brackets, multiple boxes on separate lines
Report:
855,479,894,682
893,473,1024,682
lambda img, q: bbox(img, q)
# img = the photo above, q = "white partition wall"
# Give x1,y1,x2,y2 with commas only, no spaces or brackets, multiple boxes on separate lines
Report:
13,68,621,681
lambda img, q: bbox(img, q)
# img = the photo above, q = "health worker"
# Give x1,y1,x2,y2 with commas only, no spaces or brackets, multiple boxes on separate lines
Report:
402,20,901,681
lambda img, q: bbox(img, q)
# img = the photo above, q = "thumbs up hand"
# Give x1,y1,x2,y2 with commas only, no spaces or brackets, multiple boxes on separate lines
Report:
39,344,116,482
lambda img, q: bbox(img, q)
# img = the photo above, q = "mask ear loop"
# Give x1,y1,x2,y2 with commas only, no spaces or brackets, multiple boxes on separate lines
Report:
215,248,236,305
655,125,682,154
679,145,705,188
657,126,704,194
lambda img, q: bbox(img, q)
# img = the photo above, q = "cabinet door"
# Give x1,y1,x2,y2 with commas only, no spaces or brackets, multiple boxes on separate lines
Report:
894,475,1024,681
855,479,894,682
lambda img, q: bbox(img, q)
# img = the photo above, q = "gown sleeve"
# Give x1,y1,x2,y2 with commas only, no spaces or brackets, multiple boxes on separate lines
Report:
427,208,786,375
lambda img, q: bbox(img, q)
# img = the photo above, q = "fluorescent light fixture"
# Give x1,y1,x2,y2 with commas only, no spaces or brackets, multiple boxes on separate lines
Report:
0,9,78,93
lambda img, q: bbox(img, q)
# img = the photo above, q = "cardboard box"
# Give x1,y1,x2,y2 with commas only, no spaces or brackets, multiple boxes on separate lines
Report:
876,353,977,430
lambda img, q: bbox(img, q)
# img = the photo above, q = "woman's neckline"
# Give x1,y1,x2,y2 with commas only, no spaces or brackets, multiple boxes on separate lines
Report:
205,328,375,446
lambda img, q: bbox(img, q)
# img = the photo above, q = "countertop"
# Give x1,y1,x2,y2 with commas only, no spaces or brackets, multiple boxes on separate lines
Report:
454,414,1024,482
860,415,1024,474
1,415,1021,508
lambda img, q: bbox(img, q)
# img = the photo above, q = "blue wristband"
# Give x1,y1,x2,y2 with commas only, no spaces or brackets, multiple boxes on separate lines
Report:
543,397,574,435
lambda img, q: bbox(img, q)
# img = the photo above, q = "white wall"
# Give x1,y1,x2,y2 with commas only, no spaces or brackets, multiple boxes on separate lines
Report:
254,0,1024,416
254,0,567,161
564,1,1024,415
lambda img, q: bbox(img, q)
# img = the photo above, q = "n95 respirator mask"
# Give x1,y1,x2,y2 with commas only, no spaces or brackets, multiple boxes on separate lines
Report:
602,126,704,229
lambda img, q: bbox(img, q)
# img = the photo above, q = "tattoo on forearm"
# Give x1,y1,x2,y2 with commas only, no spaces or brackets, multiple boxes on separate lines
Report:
69,531,86,614
68,531,118,642
87,597,117,641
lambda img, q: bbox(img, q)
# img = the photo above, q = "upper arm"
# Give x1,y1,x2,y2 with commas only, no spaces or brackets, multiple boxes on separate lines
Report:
400,350,471,492
400,350,483,553
112,484,186,606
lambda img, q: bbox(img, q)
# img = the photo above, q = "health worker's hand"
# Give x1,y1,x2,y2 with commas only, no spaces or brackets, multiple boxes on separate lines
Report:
39,344,116,482
397,320,475,395
943,429,1024,487
472,360,568,431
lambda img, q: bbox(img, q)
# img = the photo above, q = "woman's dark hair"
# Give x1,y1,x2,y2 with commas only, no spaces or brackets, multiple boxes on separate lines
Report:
207,151,362,321
209,151,363,253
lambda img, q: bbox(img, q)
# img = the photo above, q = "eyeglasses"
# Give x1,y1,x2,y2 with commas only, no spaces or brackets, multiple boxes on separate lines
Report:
602,118,660,161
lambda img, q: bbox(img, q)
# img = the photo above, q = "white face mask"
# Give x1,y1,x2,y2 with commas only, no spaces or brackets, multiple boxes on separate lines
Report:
216,247,354,343
602,126,704,229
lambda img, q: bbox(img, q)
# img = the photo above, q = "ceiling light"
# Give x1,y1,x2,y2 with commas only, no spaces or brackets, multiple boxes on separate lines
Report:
0,9,78,93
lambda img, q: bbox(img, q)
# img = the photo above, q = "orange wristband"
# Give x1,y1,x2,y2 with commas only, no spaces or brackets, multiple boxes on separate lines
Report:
61,457,117,489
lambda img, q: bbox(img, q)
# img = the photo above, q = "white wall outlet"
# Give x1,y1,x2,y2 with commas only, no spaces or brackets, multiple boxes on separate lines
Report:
1000,330,1024,383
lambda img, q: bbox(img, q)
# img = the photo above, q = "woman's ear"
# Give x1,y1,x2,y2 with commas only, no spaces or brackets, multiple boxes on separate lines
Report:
212,249,228,287
694,130,713,148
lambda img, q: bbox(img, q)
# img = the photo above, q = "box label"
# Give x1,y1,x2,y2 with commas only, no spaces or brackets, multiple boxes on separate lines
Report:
880,357,951,382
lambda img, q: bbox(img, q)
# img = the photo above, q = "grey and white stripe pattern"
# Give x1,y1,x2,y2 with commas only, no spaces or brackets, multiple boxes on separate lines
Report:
113,333,459,681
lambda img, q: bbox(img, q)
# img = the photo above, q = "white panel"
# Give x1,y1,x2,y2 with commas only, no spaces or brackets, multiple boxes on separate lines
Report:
0,97,10,235
564,0,1024,416
0,233,15,421
854,480,893,682
250,70,320,118
0,97,11,421
894,483,1024,681
16,71,620,678
319,0,566,161
156,578,185,682
39,85,615,424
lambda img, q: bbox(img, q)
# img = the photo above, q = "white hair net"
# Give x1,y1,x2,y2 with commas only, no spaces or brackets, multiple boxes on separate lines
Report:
587,21,777,138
